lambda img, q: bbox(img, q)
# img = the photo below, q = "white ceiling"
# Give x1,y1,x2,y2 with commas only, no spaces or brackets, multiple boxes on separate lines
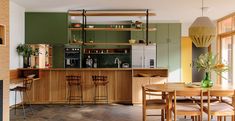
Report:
11,0,235,23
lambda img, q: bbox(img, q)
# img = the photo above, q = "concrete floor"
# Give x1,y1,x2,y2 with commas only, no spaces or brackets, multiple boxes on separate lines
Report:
10,104,232,121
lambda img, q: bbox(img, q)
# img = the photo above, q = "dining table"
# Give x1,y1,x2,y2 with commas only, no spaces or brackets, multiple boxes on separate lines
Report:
144,83,235,121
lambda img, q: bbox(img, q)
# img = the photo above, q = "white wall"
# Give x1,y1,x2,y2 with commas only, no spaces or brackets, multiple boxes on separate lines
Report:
10,1,25,69
9,1,25,106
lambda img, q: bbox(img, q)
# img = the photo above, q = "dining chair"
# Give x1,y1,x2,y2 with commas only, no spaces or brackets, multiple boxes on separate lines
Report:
203,90,235,121
142,86,167,121
164,82,193,103
173,90,203,121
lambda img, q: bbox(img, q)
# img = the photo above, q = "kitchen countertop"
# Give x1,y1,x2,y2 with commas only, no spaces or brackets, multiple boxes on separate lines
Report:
18,68,168,71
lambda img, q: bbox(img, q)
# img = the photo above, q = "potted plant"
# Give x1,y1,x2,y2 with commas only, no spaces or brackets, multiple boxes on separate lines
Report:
195,52,228,88
16,44,35,68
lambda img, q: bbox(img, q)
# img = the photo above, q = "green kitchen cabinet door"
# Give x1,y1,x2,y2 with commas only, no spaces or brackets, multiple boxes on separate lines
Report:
156,23,169,68
52,44,65,68
168,23,181,82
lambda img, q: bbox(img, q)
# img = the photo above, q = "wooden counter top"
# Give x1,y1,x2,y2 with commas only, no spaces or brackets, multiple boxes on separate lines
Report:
18,68,168,71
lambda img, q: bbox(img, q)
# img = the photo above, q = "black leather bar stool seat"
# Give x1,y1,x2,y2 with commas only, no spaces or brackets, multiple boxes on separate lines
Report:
92,75,109,104
66,75,83,104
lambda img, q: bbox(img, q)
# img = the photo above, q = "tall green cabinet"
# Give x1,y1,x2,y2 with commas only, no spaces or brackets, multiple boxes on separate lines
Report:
156,23,181,82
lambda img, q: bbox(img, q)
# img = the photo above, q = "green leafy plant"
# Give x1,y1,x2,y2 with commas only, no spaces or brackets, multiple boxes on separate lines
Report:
16,44,34,57
195,52,229,76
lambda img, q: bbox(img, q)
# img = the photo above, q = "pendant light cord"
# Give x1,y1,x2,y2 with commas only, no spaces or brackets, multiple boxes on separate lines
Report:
202,0,204,16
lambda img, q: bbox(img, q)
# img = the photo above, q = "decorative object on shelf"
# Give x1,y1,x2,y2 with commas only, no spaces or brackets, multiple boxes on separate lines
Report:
72,23,81,28
194,52,228,88
135,21,143,29
129,39,136,44
189,0,216,47
16,44,38,68
138,40,145,44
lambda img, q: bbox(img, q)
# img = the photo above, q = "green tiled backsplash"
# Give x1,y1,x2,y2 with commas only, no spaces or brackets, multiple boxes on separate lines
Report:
82,54,131,68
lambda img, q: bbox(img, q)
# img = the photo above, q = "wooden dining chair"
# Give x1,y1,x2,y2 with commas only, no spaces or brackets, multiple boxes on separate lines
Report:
164,82,193,103
203,90,235,121
142,86,167,121
173,90,203,121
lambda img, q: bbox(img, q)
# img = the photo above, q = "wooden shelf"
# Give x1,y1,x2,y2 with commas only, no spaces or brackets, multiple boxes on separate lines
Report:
68,12,156,16
84,42,132,46
69,28,156,31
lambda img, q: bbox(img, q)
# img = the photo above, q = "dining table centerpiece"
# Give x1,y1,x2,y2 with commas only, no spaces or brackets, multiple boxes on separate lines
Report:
195,52,228,88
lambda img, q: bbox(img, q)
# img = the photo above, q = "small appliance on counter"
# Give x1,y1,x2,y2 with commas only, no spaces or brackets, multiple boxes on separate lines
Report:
64,47,81,68
122,63,130,68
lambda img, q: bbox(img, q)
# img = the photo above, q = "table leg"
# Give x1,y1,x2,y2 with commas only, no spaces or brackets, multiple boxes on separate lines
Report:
166,92,173,121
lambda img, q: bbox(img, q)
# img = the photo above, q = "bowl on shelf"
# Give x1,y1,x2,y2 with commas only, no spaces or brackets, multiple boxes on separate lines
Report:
129,39,136,44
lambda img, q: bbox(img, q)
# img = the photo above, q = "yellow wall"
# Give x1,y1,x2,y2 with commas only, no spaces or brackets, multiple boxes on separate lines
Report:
181,37,192,83
0,0,9,120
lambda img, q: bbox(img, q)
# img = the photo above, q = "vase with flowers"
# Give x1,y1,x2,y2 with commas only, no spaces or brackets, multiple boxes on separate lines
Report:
195,52,228,88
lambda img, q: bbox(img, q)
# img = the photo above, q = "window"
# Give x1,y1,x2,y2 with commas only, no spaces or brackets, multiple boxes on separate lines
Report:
221,36,232,85
217,13,235,86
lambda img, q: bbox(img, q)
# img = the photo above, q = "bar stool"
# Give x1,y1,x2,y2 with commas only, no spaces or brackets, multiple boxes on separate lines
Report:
92,75,109,104
66,75,83,104
10,77,34,118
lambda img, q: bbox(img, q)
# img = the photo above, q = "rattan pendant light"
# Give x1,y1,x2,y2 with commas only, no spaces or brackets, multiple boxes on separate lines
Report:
189,0,216,47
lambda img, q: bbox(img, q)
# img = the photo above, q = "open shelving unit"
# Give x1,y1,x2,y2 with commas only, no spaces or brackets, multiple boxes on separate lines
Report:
67,9,156,45
69,27,156,31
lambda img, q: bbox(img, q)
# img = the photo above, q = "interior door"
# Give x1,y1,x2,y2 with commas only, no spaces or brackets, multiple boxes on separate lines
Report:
181,37,192,83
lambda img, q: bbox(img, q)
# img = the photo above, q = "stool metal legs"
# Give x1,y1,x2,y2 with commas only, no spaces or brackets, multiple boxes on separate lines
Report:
67,85,83,104
13,90,33,118
93,85,108,104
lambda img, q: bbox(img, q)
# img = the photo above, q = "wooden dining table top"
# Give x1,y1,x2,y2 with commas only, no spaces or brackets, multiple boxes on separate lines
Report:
144,83,235,92
145,83,235,121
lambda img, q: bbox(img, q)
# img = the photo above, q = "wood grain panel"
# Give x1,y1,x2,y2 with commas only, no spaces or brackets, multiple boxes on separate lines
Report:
132,77,150,104
100,70,115,102
32,70,50,102
115,70,132,103
50,70,67,102
82,70,99,102
0,0,9,120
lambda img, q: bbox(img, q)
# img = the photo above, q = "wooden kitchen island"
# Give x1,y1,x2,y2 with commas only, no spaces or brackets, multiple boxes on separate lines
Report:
15,68,168,104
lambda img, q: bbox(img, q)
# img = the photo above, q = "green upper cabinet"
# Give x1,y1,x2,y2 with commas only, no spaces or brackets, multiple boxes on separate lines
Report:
156,23,169,68
25,12,68,44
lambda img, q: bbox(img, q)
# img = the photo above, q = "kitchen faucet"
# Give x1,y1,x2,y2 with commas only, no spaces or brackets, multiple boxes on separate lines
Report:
114,57,121,68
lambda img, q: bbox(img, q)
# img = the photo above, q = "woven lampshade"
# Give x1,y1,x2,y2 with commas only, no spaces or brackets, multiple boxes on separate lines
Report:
189,16,216,47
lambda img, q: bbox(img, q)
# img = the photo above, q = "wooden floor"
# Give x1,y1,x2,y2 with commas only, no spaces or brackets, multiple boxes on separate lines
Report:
10,104,232,121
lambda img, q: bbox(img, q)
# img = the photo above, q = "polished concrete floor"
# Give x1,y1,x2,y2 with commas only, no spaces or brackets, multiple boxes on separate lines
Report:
10,104,231,121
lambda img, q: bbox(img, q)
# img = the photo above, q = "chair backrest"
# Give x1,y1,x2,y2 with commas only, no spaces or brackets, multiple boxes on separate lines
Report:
66,75,81,86
23,78,34,91
206,90,235,120
92,76,107,82
208,90,234,97
142,86,165,104
174,90,203,118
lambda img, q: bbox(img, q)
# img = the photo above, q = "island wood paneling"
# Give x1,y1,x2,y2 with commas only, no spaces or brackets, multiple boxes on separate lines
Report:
50,70,67,102
115,70,132,103
19,68,167,104
0,0,9,120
